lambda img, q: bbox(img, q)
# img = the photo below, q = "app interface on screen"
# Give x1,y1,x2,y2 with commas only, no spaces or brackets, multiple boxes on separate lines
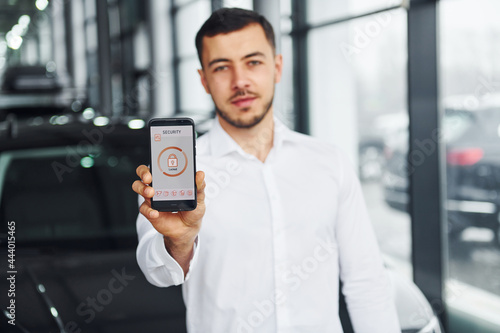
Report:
151,125,195,201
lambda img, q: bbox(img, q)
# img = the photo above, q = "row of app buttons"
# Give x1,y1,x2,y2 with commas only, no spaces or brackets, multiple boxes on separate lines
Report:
155,190,193,197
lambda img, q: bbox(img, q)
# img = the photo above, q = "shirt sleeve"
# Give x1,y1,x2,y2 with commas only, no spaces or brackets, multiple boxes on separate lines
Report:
136,194,200,287
335,151,401,333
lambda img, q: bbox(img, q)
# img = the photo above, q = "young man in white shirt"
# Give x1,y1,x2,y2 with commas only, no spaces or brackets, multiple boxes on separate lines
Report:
132,7,400,333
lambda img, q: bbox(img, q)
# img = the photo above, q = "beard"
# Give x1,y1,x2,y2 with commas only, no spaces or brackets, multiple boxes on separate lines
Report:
215,89,274,129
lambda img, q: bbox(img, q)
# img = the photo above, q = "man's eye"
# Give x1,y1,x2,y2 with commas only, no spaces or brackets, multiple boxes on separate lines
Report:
214,66,228,72
249,60,262,66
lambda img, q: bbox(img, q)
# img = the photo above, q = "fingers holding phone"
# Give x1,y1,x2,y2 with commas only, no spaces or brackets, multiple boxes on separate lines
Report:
133,165,154,198
133,163,205,276
133,164,205,229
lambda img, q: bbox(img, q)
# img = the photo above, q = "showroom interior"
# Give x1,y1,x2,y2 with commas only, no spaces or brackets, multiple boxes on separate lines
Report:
0,0,499,332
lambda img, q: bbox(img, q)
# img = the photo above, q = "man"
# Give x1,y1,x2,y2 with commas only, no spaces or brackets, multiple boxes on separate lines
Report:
133,7,400,333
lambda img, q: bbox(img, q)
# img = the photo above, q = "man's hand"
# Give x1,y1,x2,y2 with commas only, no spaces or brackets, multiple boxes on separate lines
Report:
132,165,206,276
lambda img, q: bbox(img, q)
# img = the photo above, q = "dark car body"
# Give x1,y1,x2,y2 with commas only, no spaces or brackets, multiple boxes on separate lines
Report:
383,101,500,245
0,120,188,332
0,114,442,332
1,65,63,93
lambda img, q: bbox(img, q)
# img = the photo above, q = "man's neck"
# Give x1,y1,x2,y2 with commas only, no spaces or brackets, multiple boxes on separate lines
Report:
218,111,274,163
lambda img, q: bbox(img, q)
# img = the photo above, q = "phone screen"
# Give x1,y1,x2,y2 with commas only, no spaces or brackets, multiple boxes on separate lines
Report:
149,119,196,210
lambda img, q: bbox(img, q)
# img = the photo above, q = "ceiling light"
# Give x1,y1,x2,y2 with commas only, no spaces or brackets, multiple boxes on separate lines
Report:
80,156,95,168
12,24,24,36
18,15,30,27
55,115,69,125
36,0,49,11
128,119,145,129
82,108,96,120
6,34,23,50
37,284,46,293
93,116,110,127
50,307,59,318
0,41,6,55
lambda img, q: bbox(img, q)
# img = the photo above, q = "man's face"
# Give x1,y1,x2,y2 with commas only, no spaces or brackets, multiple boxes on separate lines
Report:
198,23,283,129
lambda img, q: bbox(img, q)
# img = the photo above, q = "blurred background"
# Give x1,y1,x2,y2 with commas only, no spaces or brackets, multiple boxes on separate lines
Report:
0,0,499,332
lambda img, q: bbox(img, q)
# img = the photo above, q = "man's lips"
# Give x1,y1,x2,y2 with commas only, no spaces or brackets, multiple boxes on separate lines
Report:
231,97,256,108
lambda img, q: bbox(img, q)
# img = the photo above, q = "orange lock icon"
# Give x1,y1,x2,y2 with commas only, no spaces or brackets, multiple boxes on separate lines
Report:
168,153,178,167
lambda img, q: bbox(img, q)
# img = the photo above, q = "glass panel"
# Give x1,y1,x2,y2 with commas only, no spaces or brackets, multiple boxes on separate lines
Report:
85,20,98,52
178,57,214,113
0,42,6,72
275,0,293,128
308,8,411,278
108,5,121,37
72,0,88,89
111,70,123,115
84,0,96,17
134,23,150,70
176,0,211,58
134,74,151,116
280,0,292,34
440,0,500,329
174,0,197,7
219,0,253,9
307,0,403,26
275,34,294,129
280,0,292,17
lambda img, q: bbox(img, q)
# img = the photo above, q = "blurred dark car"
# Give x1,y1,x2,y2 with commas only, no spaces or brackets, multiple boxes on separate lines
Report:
383,98,500,246
0,119,188,332
0,116,443,333
0,63,85,124
358,112,408,182
1,65,63,93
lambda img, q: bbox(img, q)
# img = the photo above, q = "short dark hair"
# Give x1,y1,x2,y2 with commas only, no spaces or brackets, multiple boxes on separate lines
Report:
195,8,276,67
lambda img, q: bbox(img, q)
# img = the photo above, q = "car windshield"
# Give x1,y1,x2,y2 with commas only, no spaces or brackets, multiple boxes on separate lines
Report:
0,144,144,244
442,109,475,143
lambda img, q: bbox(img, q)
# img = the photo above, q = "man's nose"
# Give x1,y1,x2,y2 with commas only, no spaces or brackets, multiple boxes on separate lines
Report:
231,66,250,90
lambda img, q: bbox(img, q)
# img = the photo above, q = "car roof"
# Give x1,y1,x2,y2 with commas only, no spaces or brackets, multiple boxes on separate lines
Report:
443,93,500,112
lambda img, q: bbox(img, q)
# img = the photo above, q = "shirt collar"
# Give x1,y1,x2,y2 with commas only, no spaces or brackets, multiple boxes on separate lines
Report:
207,115,296,158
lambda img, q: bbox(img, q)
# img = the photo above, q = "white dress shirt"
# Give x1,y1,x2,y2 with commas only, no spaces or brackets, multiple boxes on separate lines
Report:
136,117,401,333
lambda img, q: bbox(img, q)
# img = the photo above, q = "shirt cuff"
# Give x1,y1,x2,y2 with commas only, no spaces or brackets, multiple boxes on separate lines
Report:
152,232,200,285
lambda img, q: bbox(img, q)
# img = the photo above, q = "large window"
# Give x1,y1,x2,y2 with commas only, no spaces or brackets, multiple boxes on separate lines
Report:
275,0,294,128
171,0,253,117
0,0,55,71
307,0,402,26
307,2,411,278
440,0,500,330
173,0,214,115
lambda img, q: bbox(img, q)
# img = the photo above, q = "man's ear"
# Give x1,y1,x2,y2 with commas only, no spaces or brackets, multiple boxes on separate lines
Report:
198,68,211,94
274,54,283,84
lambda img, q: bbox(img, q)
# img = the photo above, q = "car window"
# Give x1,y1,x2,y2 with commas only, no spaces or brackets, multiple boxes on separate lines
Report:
0,144,145,244
481,108,500,138
442,109,474,143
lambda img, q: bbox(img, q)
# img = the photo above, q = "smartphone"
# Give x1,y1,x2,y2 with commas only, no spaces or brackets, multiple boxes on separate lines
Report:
149,117,197,212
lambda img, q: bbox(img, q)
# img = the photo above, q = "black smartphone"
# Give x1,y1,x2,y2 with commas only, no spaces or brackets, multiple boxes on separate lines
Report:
149,117,197,212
